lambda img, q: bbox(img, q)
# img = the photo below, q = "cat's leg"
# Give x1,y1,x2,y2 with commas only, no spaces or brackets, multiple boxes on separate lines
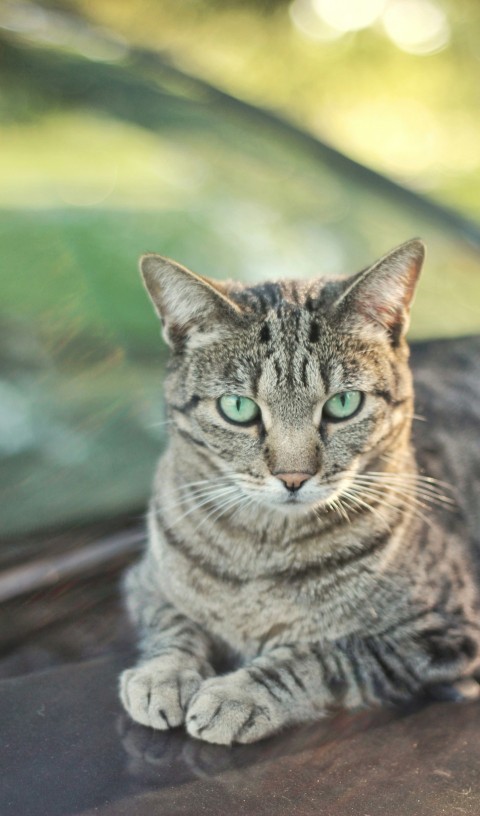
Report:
119,563,214,730
120,602,215,730
185,643,346,745
186,618,480,745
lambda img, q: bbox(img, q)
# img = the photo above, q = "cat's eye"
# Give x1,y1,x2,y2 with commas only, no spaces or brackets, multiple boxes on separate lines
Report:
218,395,260,425
323,390,363,421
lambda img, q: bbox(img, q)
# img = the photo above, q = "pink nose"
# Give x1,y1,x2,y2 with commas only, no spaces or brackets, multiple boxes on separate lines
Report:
274,472,313,492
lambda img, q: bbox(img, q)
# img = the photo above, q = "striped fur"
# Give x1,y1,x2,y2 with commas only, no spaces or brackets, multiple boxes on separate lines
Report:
119,240,480,744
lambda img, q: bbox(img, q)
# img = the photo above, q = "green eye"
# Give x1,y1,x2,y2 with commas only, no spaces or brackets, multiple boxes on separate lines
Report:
323,391,363,421
218,395,260,425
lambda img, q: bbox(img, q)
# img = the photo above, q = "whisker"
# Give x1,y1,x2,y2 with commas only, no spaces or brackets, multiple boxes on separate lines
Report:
148,419,175,428
341,488,393,530
337,467,451,489
335,494,357,520
197,491,246,529
365,470,452,488
350,477,454,507
165,482,235,504
167,479,240,507
349,474,455,507
172,482,235,501
325,495,351,523
162,485,239,522
230,492,261,523
330,469,454,506
346,483,433,528
174,474,237,493
348,483,420,511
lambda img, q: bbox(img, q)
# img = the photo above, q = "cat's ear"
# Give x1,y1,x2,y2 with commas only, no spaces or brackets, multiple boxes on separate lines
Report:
333,239,425,344
140,254,242,349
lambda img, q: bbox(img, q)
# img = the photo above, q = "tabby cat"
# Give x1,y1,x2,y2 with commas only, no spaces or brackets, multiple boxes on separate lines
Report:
119,239,480,745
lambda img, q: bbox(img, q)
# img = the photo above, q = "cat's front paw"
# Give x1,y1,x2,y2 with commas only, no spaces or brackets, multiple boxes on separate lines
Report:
120,662,204,731
427,676,480,702
186,674,274,745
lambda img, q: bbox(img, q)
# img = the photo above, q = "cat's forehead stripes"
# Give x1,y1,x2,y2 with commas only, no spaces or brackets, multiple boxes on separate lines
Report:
147,240,423,479
229,278,328,315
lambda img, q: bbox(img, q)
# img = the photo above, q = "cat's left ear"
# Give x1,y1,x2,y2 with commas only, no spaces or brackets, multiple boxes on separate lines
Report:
334,239,425,344
140,253,243,350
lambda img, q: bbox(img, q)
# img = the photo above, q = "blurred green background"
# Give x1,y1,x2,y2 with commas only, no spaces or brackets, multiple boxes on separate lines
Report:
1,0,479,541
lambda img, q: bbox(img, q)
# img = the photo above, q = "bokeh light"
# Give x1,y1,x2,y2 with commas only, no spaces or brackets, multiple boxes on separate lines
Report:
289,0,343,42
382,0,450,55
312,0,387,33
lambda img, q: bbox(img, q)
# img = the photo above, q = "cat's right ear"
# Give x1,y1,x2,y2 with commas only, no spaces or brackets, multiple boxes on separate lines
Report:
140,254,242,350
331,239,425,344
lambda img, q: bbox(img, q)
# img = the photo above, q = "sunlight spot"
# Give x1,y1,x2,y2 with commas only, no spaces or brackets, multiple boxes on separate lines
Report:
289,0,343,42
312,0,387,33
382,0,450,55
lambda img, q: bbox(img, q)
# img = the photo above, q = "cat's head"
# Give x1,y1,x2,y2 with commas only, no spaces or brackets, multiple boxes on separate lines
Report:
140,239,424,513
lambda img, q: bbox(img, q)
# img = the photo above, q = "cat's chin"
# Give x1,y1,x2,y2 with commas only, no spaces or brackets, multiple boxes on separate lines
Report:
258,493,337,516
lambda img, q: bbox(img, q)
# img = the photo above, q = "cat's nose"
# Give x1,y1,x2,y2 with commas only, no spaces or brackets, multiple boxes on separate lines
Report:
274,472,313,493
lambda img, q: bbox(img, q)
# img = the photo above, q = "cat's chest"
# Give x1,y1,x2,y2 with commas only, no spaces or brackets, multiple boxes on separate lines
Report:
157,534,387,652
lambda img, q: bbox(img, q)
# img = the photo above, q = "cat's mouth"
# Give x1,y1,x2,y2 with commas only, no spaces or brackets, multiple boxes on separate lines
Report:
236,472,354,514
260,484,340,512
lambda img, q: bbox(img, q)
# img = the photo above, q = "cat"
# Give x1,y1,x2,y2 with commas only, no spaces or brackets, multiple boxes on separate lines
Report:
119,239,480,745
